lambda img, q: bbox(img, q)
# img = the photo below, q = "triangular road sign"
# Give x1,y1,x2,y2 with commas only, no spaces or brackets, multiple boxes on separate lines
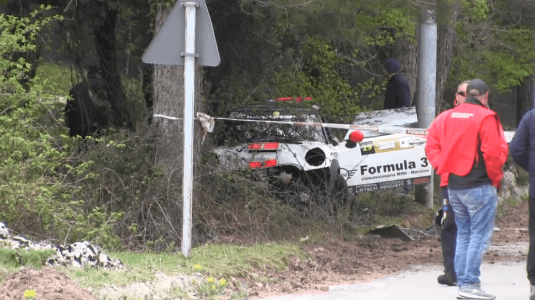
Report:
142,0,220,67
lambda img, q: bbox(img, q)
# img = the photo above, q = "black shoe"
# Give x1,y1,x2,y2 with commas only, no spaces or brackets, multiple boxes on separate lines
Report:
437,273,457,286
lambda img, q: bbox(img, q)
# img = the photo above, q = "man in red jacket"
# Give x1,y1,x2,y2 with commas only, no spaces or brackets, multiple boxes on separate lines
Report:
426,79,506,300
435,81,509,287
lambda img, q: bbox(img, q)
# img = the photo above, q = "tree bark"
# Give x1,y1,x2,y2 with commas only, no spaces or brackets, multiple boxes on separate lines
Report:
152,5,204,183
517,76,534,126
435,2,460,114
392,28,419,106
94,6,132,129
7,0,30,15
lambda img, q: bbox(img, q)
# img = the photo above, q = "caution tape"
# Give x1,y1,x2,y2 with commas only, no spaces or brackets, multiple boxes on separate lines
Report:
153,113,516,143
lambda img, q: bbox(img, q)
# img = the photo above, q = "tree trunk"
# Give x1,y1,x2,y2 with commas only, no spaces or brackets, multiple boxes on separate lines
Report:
7,0,30,15
392,28,419,106
517,76,534,126
94,6,132,129
435,2,460,114
152,5,204,183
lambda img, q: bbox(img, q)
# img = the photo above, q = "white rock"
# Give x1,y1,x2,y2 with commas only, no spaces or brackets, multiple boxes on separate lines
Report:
0,222,10,239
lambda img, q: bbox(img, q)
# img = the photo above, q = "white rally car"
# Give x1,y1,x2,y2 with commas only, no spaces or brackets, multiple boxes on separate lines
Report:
336,107,432,194
211,99,432,201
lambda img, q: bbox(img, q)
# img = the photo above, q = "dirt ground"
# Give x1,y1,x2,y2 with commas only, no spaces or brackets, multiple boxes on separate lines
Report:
242,199,530,299
0,200,529,300
0,267,98,300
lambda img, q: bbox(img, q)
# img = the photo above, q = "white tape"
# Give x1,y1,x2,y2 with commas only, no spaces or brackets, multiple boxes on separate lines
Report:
153,113,516,143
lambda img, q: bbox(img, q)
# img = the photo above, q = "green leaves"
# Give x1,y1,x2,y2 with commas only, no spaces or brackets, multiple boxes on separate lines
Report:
449,2,535,92
271,37,360,121
0,7,112,246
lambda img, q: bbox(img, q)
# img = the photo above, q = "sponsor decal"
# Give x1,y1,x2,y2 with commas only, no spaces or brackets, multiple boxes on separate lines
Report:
398,137,413,149
377,141,396,150
360,160,417,176
372,138,400,153
354,183,379,193
412,177,431,185
406,128,428,136
451,112,474,118
353,179,414,193
379,180,405,189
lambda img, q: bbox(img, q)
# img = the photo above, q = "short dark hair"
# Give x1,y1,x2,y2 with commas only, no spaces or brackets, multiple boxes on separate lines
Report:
466,78,489,96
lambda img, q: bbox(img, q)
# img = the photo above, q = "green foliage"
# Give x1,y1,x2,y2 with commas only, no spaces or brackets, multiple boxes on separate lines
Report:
195,276,228,299
0,247,54,269
461,0,490,22
355,8,417,46
35,63,75,96
210,0,418,119
0,6,123,249
449,2,535,91
271,37,360,121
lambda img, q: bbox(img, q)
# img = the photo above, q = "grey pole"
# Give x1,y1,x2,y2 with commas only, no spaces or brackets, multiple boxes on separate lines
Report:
415,10,436,209
181,2,198,257
141,0,220,257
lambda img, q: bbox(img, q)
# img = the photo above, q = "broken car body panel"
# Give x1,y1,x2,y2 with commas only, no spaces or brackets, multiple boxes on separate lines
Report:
212,103,432,194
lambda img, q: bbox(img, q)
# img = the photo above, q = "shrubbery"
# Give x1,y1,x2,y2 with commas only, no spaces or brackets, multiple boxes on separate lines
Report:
0,6,121,249
0,5,430,253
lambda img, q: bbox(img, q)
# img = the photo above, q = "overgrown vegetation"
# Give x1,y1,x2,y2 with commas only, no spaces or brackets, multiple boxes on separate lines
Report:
449,0,535,91
0,6,89,243
1,0,534,257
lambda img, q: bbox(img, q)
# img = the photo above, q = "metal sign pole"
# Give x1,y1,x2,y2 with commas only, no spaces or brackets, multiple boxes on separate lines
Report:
415,10,436,209
142,0,220,257
181,1,198,257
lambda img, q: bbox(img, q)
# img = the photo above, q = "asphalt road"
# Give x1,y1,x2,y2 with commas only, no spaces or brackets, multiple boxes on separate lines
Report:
259,261,530,300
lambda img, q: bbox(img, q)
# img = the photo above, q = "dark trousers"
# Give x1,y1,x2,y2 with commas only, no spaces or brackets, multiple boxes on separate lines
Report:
441,188,457,278
527,177,535,285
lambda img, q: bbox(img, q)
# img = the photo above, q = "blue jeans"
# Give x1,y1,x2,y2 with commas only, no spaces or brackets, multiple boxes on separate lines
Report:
448,183,498,287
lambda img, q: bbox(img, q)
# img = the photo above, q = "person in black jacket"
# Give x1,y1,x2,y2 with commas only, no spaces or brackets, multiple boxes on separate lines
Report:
64,67,109,138
510,109,535,300
383,58,411,109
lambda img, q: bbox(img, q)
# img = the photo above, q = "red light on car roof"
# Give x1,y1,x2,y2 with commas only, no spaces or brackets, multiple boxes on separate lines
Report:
275,96,312,102
264,159,277,167
263,142,279,149
248,143,262,150
276,97,293,101
249,162,262,169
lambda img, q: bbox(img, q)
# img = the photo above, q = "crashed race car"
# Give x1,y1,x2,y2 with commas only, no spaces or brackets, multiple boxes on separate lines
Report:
211,97,432,206
336,107,432,194
211,97,347,205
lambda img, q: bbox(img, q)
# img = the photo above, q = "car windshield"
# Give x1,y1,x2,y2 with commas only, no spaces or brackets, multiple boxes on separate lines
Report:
224,111,325,144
